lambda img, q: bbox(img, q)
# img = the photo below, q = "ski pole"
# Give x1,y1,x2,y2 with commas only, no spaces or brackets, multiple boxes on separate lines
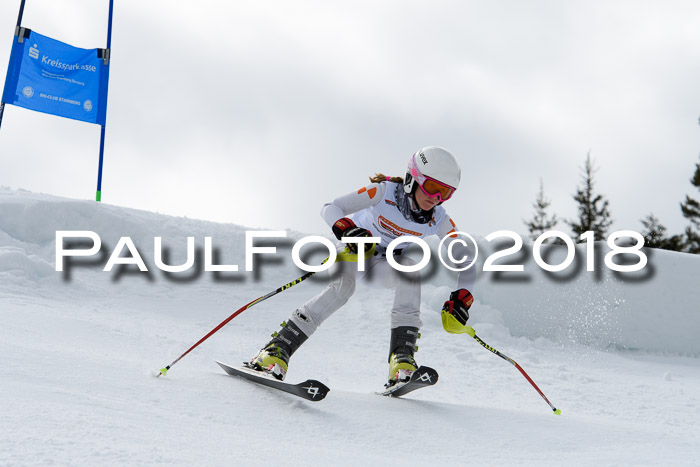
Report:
464,326,561,415
157,245,375,377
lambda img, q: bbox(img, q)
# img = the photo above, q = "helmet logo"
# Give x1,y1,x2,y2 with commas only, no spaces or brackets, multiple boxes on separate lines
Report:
419,153,429,165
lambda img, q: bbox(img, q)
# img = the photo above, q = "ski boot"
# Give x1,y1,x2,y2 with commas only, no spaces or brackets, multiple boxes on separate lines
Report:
386,326,420,387
248,320,308,381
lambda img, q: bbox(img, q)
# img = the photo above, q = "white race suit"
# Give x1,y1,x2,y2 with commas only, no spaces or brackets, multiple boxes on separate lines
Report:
288,181,475,337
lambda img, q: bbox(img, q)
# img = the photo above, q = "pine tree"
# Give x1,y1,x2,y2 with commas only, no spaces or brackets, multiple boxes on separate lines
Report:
524,179,558,241
640,214,666,247
680,154,700,253
567,152,613,241
640,214,684,251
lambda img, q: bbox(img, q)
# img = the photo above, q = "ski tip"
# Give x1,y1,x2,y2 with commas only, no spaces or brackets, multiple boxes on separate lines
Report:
298,379,330,401
553,408,562,415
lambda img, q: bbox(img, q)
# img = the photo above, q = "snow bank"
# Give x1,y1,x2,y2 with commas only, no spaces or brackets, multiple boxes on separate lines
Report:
472,245,700,355
1,187,698,354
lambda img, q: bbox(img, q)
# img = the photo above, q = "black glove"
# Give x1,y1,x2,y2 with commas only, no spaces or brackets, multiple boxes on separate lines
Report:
442,289,473,326
332,217,373,253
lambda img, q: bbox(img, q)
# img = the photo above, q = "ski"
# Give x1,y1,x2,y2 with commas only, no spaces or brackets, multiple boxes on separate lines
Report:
379,366,439,397
215,361,330,402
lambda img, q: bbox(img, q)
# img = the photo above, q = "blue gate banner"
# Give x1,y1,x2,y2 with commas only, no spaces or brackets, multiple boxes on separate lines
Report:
2,29,110,125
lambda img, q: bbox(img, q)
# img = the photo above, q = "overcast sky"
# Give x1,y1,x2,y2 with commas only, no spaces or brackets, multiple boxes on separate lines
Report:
1,0,699,238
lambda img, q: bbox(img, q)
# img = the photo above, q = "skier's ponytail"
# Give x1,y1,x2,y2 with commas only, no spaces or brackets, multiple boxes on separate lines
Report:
369,173,404,184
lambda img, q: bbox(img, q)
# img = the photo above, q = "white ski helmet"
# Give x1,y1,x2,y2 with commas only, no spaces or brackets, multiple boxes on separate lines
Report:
404,146,461,200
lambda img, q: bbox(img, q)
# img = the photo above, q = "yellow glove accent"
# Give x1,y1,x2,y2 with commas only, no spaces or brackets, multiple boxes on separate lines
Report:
336,244,377,263
441,307,471,334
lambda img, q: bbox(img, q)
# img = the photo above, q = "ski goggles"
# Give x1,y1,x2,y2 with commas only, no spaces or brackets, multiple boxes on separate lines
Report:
408,152,457,202
416,174,456,202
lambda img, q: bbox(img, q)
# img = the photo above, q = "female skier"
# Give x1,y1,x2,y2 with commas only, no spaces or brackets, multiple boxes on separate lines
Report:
249,146,476,387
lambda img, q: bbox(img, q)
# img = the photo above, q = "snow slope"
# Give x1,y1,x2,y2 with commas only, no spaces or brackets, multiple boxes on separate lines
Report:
1,187,699,466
